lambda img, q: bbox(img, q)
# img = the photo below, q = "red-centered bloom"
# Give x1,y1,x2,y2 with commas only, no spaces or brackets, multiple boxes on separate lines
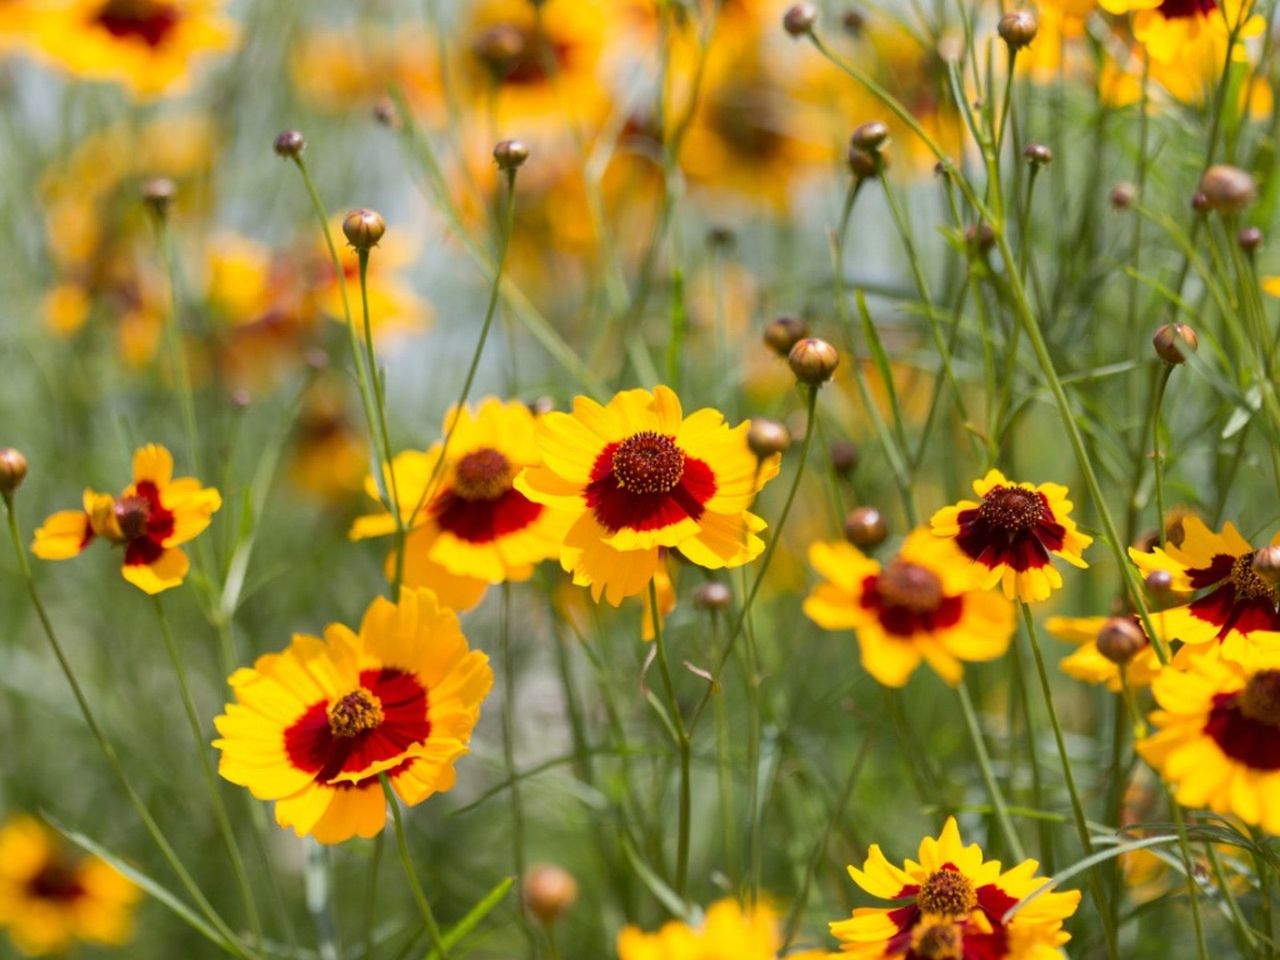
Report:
31,444,220,595
213,589,493,843
930,469,1091,603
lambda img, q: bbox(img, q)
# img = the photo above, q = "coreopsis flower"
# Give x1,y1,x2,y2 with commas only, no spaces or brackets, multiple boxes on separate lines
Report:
831,817,1081,959
214,589,493,844
1045,615,1166,690
32,444,221,595
803,529,1016,687
515,386,780,605
28,0,236,98
1139,646,1280,834
1129,516,1280,663
930,470,1092,603
288,26,443,118
1098,0,1262,67
0,816,139,957
618,898,826,960
351,399,571,610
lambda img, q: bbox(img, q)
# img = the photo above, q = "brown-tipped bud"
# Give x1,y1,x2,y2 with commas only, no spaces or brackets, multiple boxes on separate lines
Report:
1096,617,1146,665
846,144,881,180
529,396,556,417
844,506,887,549
473,24,526,76
842,8,866,34
1239,226,1263,254
274,129,306,158
747,419,791,458
494,139,529,170
763,315,808,357
1152,323,1198,365
693,581,732,611
304,347,330,370
934,158,954,179
1109,182,1136,210
1023,143,1053,166
997,10,1037,48
1190,191,1210,215
1198,165,1256,214
788,337,840,384
707,225,736,249
851,121,889,152
522,865,578,925
342,209,386,250
1145,569,1174,597
965,222,997,254
830,440,859,476
142,177,176,215
0,447,28,495
373,98,399,129
1252,546,1280,585
783,3,817,36
230,389,252,410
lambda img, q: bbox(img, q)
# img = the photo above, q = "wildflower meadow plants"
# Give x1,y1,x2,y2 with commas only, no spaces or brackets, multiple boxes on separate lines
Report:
4,0,1280,957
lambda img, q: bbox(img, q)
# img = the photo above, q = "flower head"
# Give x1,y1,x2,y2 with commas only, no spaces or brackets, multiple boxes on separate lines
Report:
1045,614,1166,690
32,444,220,594
832,818,1081,959
516,386,780,605
804,529,1016,687
213,588,493,844
930,470,1092,603
0,816,139,957
618,898,819,960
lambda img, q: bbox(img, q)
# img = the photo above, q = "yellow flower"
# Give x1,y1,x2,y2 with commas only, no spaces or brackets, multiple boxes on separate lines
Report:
832,817,1081,959
289,26,443,118
285,381,370,505
1139,645,1280,834
804,529,1016,687
1098,0,1263,67
214,589,493,844
930,469,1092,603
516,386,780,605
0,816,139,957
351,399,572,610
1044,614,1166,690
32,444,221,595
617,898,790,960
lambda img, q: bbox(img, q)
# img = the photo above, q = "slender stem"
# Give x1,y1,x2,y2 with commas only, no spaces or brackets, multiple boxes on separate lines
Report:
363,833,384,960
381,775,450,960
499,583,535,951
150,212,202,480
1204,842,1257,954
1166,794,1210,960
957,681,1025,861
648,578,692,899
1151,365,1173,546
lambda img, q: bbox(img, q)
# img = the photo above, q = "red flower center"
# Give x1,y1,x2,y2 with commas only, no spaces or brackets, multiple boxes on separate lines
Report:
978,486,1044,531
1231,553,1277,602
911,918,964,960
953,485,1065,573
26,862,86,904
1205,681,1280,771
327,689,385,738
452,448,513,502
95,0,181,48
472,23,571,86
612,432,686,495
1157,0,1217,19
114,494,152,542
1239,671,1280,727
917,867,977,917
877,561,943,614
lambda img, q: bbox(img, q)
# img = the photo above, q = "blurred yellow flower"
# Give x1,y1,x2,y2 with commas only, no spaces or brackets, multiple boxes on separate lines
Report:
617,898,793,960
1045,614,1165,690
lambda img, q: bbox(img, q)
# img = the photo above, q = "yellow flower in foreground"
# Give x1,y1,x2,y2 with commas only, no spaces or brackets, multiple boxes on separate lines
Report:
804,529,1015,687
618,898,825,960
32,444,220,595
930,469,1092,603
832,817,1081,959
0,816,139,957
1045,614,1165,690
516,386,780,605
214,589,493,844
1139,646,1280,834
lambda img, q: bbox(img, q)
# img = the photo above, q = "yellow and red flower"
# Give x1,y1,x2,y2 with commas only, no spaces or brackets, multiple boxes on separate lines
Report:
930,470,1092,603
32,444,221,595
0,816,139,957
617,897,825,960
1045,614,1167,690
831,817,1081,959
214,588,493,844
1139,646,1280,834
1129,517,1280,663
804,529,1016,687
1098,0,1262,67
515,386,780,605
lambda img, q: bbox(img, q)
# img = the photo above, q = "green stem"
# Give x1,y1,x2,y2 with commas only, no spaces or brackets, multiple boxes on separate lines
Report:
363,833,384,960
1167,794,1210,960
380,775,450,960
1152,365,1173,546
648,578,692,900
957,681,1025,861
499,583,535,951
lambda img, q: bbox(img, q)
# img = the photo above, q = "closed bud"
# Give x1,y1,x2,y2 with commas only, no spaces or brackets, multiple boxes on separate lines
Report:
1190,191,1210,215
783,3,817,36
274,129,306,158
1023,143,1052,166
997,10,1037,48
1239,226,1263,254
0,447,27,495
1144,569,1174,597
1152,323,1198,365
529,396,556,417
342,208,386,250
1198,165,1256,214
763,315,808,357
230,389,252,410
142,177,176,215
493,139,529,170
1096,617,1146,665
373,98,399,128
473,24,526,76
747,419,791,458
788,337,840,384
707,225,735,249
1252,546,1280,585
844,506,887,549
693,581,732,611
830,440,859,476
1109,182,1136,210
851,121,889,152
846,144,881,180
523,865,578,925
842,8,866,34
965,222,996,254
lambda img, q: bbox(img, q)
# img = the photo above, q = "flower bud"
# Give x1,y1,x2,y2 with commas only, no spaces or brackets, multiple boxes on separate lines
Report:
523,865,578,925
1109,182,1135,210
846,144,881,180
707,225,736,249
142,177,176,216
1144,569,1174,597
1199,165,1256,214
851,121,889,152
342,209,386,250
274,129,306,158
230,389,252,410
693,581,732,611
494,139,530,171
529,396,556,417
1152,323,1198,365
1023,143,1052,166
1096,617,1146,665
473,24,525,76
304,347,330,370
373,99,399,129
747,419,791,458
965,222,996,254
842,8,866,34
844,506,887,549
763,315,808,357
783,3,817,36
1190,191,1210,215
0,447,27,495
1252,546,1280,585
788,337,840,384
997,10,1037,48
830,440,859,476
1239,226,1263,254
